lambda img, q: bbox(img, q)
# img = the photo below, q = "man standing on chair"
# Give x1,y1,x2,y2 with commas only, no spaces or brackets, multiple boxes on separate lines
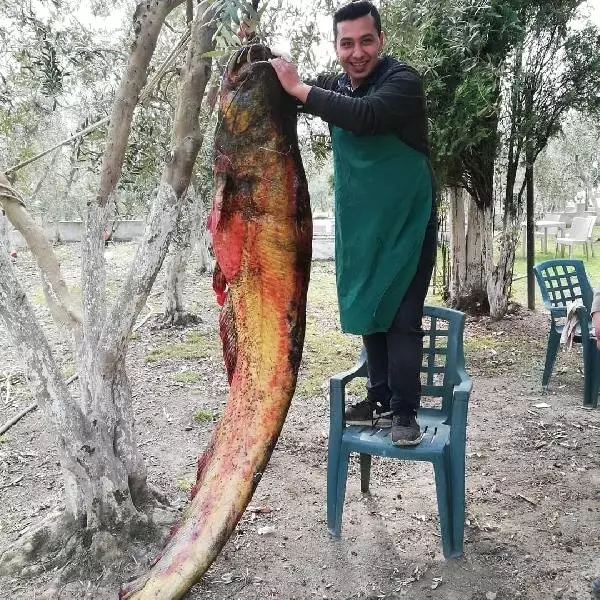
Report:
272,0,437,446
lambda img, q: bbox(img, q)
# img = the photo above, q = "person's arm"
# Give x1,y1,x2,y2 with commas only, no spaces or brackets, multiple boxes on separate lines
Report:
271,57,424,136
303,71,423,136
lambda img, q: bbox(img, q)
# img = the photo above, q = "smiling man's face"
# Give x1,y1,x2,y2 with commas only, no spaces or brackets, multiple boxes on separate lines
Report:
334,14,384,89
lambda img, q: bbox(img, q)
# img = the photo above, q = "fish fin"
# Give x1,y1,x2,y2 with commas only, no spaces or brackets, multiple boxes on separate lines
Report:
219,293,237,385
209,168,245,283
212,263,228,306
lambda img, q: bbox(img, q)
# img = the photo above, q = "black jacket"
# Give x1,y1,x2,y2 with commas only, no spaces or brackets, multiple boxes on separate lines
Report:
302,56,430,158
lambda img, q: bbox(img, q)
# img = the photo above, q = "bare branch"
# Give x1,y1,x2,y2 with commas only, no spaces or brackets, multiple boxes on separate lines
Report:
0,172,82,331
99,1,219,364
0,403,38,436
82,0,187,352
96,0,187,208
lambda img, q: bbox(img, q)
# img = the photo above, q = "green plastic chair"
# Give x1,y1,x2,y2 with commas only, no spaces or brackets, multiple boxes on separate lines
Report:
327,305,472,558
575,306,600,408
533,259,594,402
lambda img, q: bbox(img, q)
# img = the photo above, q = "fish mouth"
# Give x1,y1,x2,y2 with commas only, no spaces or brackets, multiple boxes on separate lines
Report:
227,43,273,78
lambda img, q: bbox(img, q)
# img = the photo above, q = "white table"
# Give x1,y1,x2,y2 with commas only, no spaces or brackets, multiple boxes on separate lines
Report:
535,220,566,254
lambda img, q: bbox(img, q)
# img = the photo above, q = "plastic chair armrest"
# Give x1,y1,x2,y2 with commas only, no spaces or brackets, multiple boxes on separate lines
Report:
576,305,593,340
448,372,472,431
549,306,567,319
329,352,367,425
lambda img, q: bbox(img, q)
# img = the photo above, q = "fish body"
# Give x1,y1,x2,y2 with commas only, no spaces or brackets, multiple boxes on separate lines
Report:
120,44,311,599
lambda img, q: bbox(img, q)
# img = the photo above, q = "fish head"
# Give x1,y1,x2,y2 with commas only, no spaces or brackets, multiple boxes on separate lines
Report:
219,44,294,141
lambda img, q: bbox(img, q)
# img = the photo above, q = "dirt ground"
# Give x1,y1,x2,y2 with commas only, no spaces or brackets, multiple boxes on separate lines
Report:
0,242,599,600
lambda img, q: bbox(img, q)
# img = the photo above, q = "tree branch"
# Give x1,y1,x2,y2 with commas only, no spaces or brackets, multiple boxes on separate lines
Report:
99,1,219,366
96,0,187,208
82,0,187,351
0,172,82,332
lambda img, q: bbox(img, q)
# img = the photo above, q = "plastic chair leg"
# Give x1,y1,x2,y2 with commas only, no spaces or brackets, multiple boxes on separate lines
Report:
433,454,453,559
584,344,600,408
360,453,371,493
448,451,466,557
329,451,350,537
326,434,342,534
542,330,560,389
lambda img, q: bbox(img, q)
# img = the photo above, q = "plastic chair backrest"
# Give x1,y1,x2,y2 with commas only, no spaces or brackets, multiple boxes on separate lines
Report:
567,217,590,240
585,215,596,238
420,305,467,417
533,259,593,312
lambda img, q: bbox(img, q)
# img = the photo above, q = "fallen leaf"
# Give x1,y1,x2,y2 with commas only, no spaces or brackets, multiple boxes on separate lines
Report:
257,525,276,536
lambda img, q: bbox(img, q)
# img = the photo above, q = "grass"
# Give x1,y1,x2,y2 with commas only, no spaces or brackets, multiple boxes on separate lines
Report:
146,331,219,363
296,318,362,397
193,409,215,423
176,477,194,492
172,371,202,384
511,225,600,306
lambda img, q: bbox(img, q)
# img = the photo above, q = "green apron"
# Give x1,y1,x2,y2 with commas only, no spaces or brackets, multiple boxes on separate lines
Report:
332,126,433,334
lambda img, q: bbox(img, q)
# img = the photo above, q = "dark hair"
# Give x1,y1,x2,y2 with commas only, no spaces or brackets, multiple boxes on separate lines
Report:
333,1,382,40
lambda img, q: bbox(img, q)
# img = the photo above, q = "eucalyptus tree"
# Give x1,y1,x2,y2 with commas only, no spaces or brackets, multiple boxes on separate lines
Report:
0,0,253,579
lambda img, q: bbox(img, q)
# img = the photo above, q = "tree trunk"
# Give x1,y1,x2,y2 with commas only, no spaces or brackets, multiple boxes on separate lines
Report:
196,223,213,274
525,156,535,309
161,60,224,325
450,186,466,303
0,250,145,576
0,210,11,253
487,39,525,320
449,186,489,313
0,0,217,578
488,197,521,319
162,185,204,326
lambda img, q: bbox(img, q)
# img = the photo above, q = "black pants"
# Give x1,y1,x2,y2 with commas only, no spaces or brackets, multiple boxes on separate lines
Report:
362,216,437,416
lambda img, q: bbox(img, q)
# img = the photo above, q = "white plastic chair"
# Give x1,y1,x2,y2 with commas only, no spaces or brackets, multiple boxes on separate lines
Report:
555,216,596,258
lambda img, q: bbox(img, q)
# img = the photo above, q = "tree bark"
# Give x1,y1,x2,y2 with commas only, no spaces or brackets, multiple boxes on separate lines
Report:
525,154,535,310
162,185,204,325
449,186,488,312
161,62,222,325
449,186,466,303
488,196,521,319
0,0,218,576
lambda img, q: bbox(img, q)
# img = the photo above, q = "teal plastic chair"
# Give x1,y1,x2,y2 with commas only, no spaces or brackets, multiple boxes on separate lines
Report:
576,306,600,408
327,305,472,558
533,259,594,399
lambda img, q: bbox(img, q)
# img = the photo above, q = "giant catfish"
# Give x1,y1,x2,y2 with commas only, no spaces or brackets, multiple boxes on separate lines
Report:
120,43,312,599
